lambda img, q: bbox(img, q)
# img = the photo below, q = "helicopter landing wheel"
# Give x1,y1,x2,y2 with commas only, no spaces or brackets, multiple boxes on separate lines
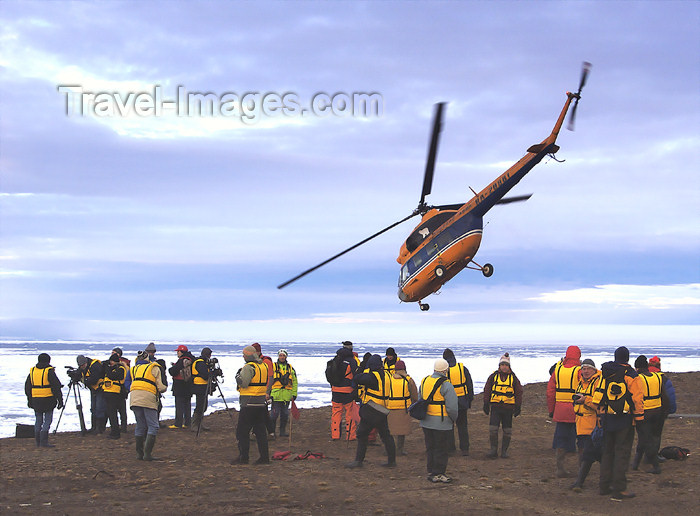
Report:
435,265,446,278
482,263,494,277
419,302,430,311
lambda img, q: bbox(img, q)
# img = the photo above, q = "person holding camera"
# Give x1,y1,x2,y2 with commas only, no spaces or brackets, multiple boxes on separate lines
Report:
103,353,128,439
267,349,297,438
232,345,270,465
25,353,63,448
128,350,167,460
168,344,195,429
191,347,215,432
547,346,582,477
76,354,106,434
111,347,130,432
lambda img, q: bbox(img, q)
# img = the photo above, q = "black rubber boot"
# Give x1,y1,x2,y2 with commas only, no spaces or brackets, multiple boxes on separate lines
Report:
396,435,407,456
35,431,41,448
135,435,145,460
143,434,160,461
279,419,289,437
487,430,499,458
501,434,511,459
571,460,593,489
39,431,55,448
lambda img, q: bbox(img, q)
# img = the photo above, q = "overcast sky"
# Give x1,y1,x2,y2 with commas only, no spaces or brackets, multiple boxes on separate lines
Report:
1,1,698,345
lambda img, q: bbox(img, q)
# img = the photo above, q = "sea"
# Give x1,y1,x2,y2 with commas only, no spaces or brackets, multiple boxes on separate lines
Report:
3,340,699,438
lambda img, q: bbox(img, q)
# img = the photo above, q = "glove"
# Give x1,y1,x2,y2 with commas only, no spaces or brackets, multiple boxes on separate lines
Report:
27,400,33,409
293,395,297,401
483,405,490,415
548,411,554,418
57,400,64,410
514,405,521,418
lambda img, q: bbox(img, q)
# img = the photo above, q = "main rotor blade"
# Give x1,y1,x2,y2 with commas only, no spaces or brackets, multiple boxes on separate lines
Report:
419,102,446,207
495,193,532,205
277,212,418,289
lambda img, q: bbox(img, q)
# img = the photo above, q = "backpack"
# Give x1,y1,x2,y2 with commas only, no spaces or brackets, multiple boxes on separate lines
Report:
325,356,346,386
409,376,447,420
659,446,690,460
181,357,193,383
601,367,634,415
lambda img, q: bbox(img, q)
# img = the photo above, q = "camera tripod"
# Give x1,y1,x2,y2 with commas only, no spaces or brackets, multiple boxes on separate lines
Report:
53,379,87,436
195,370,235,438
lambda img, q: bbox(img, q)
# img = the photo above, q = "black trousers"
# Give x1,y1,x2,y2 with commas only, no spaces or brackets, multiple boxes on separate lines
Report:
423,427,451,475
116,394,127,429
236,405,269,461
635,413,664,466
355,404,395,463
447,407,469,452
600,424,635,493
193,387,208,416
103,392,121,437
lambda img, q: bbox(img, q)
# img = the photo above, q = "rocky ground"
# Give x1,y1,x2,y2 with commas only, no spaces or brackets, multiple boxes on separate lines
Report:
1,372,698,515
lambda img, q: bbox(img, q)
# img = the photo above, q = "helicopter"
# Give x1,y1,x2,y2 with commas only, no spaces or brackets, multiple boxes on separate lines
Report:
278,62,591,311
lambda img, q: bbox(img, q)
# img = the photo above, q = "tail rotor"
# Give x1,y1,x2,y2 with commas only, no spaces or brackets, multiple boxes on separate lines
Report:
567,61,592,131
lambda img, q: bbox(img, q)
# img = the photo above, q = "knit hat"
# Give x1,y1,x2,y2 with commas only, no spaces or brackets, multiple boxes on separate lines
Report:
176,344,189,352
342,341,353,349
433,358,449,372
442,348,456,367
278,349,288,358
111,347,123,357
649,356,661,368
252,342,262,354
368,354,383,371
395,360,406,371
614,346,630,364
242,345,257,359
385,347,397,358
201,347,212,359
634,355,648,370
76,355,88,366
38,353,51,364
145,342,157,353
109,353,120,363
581,358,596,369
499,352,511,366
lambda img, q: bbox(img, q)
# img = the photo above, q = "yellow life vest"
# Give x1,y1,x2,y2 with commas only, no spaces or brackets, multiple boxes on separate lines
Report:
386,374,412,410
490,372,516,404
130,362,159,395
271,363,295,391
639,372,663,410
85,359,104,391
238,362,268,396
30,366,53,398
574,372,601,417
383,356,400,374
361,370,388,407
554,362,581,403
421,375,446,417
192,358,208,385
103,363,127,394
447,363,469,397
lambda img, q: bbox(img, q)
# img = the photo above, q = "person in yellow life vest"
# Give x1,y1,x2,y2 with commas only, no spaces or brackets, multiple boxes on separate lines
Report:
483,353,523,459
443,348,474,456
345,354,396,469
24,353,63,448
191,347,213,432
76,354,106,434
546,345,581,478
103,353,127,439
419,358,458,483
571,358,602,490
591,346,644,501
232,345,270,465
111,347,129,432
631,355,670,474
128,350,167,461
267,349,298,438
383,347,399,374
386,360,418,456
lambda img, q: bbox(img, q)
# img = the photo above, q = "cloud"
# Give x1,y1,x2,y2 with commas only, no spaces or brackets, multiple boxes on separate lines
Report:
531,284,700,310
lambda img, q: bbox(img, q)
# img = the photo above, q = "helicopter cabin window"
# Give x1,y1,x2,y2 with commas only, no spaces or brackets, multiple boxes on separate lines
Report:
436,229,454,251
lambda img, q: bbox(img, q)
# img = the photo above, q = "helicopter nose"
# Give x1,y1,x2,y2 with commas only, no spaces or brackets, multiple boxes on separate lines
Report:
398,288,409,302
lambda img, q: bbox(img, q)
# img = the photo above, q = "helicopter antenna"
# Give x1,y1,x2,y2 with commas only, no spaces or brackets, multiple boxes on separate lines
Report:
566,61,591,131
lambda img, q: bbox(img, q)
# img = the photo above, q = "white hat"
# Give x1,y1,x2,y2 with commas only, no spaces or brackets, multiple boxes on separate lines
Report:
433,358,449,372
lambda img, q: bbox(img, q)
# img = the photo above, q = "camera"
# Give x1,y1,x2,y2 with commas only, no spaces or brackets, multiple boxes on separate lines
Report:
65,366,83,383
572,393,583,402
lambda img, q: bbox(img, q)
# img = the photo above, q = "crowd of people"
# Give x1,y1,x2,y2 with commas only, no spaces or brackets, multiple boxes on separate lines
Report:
25,341,676,500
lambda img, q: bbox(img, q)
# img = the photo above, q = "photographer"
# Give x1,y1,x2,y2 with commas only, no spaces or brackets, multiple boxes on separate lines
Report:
191,347,218,432
267,349,297,438
128,350,167,460
76,355,106,434
25,353,63,448
103,353,128,439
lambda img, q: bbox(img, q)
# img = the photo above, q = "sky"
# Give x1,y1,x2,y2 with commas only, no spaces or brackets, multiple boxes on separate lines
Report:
1,1,698,345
